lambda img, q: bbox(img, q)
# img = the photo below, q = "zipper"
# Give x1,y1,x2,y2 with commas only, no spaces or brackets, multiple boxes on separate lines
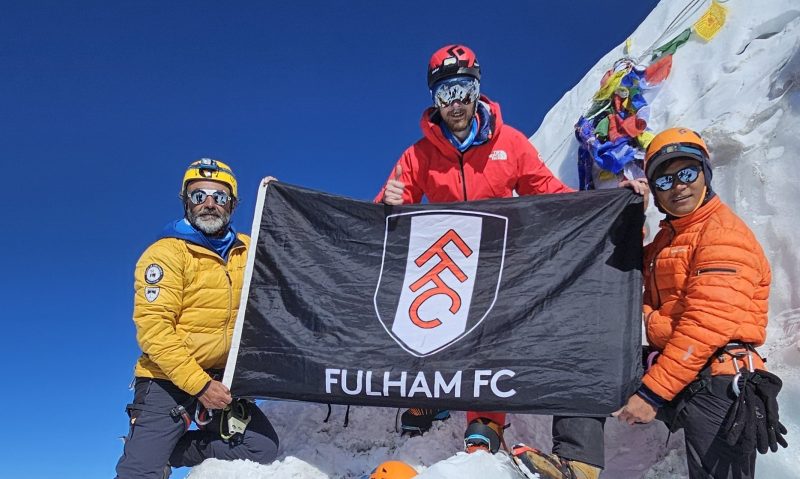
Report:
221,242,244,355
649,223,677,308
458,153,467,201
696,267,738,276
223,269,233,353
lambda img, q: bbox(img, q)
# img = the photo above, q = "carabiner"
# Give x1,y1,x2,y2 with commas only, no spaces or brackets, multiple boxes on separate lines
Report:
731,372,742,396
746,350,755,373
195,406,213,426
730,356,742,397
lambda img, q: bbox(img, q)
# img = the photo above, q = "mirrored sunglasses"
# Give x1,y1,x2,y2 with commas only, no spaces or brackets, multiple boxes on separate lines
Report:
653,165,703,192
187,188,231,206
432,77,480,108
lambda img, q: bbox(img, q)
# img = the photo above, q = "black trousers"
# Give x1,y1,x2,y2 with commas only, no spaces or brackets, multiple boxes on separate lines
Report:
115,378,279,479
659,375,756,479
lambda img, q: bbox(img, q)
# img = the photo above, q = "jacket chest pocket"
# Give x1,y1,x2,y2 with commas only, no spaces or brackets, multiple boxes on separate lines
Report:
478,159,515,198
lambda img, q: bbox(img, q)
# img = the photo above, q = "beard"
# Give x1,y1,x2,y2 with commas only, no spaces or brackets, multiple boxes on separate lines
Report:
441,102,476,136
187,207,231,237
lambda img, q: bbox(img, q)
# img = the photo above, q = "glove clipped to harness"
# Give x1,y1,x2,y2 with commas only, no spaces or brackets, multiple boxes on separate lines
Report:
721,370,788,454
751,370,788,453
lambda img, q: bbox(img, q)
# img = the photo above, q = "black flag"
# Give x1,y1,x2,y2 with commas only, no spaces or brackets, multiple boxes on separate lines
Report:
224,182,642,415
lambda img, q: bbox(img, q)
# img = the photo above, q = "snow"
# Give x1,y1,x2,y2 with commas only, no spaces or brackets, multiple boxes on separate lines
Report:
188,1,800,477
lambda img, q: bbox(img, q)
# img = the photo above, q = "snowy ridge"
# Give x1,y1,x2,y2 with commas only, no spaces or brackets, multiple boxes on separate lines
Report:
190,1,800,477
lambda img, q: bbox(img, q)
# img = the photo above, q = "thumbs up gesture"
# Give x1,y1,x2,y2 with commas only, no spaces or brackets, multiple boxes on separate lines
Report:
383,164,406,205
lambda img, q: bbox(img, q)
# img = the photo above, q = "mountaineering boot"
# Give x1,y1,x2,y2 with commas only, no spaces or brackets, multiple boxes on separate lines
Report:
512,445,600,479
400,408,450,435
464,417,506,454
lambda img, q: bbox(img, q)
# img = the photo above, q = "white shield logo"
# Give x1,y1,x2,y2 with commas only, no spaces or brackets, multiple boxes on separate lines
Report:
145,286,160,303
374,210,507,357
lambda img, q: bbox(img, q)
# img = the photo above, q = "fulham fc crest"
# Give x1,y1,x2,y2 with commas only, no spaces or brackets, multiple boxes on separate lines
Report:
374,211,507,357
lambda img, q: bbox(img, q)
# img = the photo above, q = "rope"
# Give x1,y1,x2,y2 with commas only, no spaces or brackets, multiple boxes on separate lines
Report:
637,0,709,62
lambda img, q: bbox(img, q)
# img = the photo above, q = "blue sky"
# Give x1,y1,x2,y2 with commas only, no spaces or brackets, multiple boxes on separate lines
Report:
0,1,657,477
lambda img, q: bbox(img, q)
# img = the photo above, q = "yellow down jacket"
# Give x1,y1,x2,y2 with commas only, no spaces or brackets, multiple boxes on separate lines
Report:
131,234,249,395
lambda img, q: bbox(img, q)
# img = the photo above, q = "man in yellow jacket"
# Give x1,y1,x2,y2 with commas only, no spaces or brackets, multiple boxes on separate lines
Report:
116,159,279,479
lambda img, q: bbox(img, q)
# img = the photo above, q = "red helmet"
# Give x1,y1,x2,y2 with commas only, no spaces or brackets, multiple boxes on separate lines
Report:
427,44,481,89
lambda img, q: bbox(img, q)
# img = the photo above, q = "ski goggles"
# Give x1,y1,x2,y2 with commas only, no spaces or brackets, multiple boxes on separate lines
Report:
432,76,480,108
652,164,703,191
186,188,232,206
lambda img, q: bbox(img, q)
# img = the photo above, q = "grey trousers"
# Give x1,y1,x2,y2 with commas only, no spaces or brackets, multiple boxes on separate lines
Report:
115,378,279,479
551,416,606,468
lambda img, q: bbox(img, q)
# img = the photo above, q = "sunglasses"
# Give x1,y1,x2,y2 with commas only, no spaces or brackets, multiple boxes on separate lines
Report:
653,165,703,192
432,76,480,108
187,188,231,206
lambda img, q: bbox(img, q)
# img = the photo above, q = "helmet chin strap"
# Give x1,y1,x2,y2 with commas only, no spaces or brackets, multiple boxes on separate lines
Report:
658,185,707,218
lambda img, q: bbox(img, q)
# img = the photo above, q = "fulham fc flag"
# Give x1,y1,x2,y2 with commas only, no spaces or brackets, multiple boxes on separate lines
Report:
224,182,643,415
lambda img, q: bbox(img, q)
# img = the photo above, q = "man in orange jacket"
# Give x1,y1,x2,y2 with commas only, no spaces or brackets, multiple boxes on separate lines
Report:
377,44,648,479
614,128,778,478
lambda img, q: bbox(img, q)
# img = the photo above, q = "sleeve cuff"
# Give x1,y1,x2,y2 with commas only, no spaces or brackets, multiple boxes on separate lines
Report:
636,384,667,408
196,380,212,398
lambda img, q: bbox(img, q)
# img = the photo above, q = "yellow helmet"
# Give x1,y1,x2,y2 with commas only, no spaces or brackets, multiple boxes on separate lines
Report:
181,158,238,200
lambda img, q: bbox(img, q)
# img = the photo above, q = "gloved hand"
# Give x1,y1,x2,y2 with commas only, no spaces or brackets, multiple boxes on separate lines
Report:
751,370,789,453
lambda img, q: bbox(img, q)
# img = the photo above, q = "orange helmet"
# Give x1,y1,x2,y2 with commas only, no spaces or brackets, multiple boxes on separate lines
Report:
427,44,481,89
644,127,709,179
368,460,418,479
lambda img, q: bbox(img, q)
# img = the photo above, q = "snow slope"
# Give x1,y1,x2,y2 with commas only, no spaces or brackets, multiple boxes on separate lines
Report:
190,1,800,477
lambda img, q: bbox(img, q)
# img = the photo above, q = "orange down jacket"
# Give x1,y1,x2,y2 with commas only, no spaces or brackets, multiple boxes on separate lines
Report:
641,195,771,401
374,96,572,203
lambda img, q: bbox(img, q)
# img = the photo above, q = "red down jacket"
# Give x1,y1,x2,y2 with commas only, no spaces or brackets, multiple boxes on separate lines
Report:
375,96,571,203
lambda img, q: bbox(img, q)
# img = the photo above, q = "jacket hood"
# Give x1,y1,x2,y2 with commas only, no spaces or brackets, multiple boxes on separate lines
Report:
160,218,239,258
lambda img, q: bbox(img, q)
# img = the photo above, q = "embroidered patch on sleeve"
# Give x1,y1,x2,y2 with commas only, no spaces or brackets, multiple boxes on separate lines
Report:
145,287,160,303
145,264,164,284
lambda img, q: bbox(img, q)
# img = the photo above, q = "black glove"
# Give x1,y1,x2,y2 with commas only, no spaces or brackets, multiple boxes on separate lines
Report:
722,371,789,454
751,370,789,453
721,376,757,451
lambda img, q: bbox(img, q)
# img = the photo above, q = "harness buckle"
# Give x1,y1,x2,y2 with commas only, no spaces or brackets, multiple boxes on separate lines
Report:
169,405,192,430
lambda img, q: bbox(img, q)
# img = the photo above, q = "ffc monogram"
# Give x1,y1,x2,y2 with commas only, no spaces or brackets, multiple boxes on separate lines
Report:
374,211,508,357
409,229,473,329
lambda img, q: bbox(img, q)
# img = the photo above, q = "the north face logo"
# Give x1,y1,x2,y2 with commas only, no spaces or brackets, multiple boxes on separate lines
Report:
489,150,508,160
374,211,508,357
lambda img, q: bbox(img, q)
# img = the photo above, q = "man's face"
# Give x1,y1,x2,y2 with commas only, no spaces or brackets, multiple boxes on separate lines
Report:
439,100,477,136
652,158,706,217
185,180,233,237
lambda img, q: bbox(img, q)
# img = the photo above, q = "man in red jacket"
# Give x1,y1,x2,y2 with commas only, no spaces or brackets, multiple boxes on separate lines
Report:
376,45,571,205
376,44,647,479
